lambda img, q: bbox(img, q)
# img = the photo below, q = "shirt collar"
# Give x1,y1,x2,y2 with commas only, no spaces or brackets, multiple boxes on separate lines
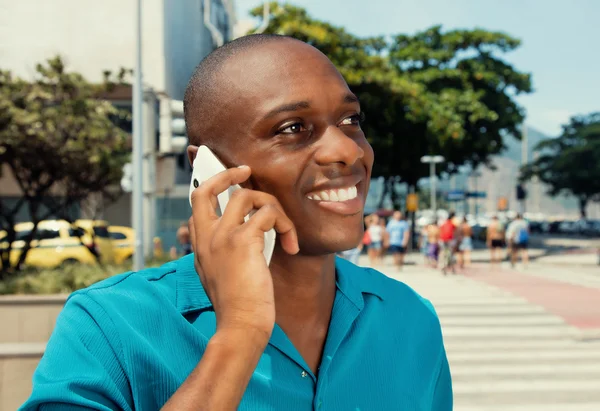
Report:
175,253,385,314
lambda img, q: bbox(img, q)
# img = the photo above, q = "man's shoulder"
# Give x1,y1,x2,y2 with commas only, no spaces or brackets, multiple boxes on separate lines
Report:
367,267,437,315
337,259,439,321
67,259,181,312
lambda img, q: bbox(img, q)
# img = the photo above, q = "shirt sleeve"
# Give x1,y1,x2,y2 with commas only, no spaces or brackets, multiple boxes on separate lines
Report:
20,293,132,411
431,347,453,411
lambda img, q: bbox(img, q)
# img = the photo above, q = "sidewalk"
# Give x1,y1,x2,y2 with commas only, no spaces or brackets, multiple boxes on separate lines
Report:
463,264,600,330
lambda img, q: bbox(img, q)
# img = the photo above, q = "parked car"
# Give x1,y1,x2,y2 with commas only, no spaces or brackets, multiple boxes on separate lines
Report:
73,219,117,264
0,219,115,269
108,226,135,264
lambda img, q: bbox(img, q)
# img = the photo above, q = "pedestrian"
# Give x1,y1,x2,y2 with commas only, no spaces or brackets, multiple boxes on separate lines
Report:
505,213,530,268
379,217,390,261
486,215,505,265
426,222,441,268
386,211,410,269
439,212,458,275
457,217,473,268
22,34,452,410
367,214,384,265
419,223,430,265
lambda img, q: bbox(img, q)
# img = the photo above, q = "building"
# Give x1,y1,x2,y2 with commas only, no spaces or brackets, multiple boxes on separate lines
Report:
0,0,238,253
366,125,600,219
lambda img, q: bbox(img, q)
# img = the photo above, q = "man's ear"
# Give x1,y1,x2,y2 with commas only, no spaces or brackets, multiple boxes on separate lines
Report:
187,145,199,167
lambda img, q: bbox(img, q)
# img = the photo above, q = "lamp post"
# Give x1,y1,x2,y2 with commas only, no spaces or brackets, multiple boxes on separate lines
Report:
421,155,445,213
132,0,144,271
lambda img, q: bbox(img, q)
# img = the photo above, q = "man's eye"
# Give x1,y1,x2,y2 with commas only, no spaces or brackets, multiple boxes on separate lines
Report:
278,123,306,134
340,113,363,126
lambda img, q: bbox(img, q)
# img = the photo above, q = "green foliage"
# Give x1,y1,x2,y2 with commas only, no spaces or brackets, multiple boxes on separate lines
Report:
249,3,532,189
521,112,600,217
0,57,131,275
0,257,171,295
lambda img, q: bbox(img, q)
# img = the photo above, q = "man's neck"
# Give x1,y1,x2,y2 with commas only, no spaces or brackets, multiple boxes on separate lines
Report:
268,250,338,372
269,251,337,325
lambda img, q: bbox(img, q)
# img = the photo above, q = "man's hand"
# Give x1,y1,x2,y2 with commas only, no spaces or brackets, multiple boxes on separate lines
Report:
163,166,298,411
189,165,299,340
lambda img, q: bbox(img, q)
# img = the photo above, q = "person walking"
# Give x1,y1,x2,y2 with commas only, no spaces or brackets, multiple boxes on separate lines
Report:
426,222,441,268
367,214,384,266
486,216,505,265
506,213,530,268
457,217,473,268
386,211,410,270
439,212,458,275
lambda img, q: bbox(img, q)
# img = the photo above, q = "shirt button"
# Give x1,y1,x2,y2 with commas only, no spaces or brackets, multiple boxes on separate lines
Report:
318,400,322,408
301,371,308,378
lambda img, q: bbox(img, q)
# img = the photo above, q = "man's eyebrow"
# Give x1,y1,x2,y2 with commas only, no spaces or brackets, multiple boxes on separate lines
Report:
264,101,311,119
263,93,360,120
343,93,360,105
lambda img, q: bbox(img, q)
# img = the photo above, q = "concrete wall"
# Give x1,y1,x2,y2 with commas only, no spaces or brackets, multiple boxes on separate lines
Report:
0,0,166,91
0,295,67,410
0,0,232,101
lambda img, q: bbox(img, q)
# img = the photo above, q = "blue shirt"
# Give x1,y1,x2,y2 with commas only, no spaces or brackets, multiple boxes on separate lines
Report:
21,255,452,410
387,219,410,246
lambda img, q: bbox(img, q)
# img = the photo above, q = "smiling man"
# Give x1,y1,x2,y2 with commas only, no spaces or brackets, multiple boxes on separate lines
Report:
22,35,452,411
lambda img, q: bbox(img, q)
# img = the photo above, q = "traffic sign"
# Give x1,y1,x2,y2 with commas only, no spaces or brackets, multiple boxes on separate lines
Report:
466,191,487,199
497,196,508,211
406,193,418,212
446,190,465,201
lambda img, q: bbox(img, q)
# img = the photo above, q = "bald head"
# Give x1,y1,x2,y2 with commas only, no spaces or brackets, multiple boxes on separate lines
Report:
183,34,309,148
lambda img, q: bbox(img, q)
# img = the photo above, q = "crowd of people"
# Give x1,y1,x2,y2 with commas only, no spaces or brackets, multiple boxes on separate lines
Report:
419,212,531,273
338,211,411,269
339,210,531,273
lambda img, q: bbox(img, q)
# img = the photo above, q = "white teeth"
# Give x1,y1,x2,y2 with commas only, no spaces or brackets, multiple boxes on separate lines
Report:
349,186,357,199
308,186,359,202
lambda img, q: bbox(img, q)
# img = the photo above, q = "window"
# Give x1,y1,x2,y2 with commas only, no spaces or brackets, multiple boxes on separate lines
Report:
93,226,110,238
15,230,32,242
69,227,86,238
35,229,61,241
110,232,127,240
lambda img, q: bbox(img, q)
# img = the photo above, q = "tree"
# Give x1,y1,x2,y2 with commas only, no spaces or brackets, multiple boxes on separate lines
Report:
521,112,600,218
250,3,532,195
0,57,131,276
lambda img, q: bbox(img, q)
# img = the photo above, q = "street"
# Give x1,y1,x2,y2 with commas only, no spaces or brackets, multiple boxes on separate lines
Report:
361,249,600,410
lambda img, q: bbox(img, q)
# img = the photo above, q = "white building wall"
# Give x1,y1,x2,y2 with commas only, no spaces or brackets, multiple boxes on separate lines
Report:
0,0,226,100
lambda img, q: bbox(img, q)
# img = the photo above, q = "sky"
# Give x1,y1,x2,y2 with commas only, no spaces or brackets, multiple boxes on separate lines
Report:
235,0,600,137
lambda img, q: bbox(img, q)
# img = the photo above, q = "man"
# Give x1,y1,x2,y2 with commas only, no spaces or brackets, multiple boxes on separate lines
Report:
386,211,410,269
22,35,452,410
486,215,505,265
506,213,530,268
439,212,459,275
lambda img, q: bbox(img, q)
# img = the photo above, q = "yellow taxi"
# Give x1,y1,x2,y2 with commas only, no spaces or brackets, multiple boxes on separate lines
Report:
108,226,135,264
74,219,117,265
0,219,116,269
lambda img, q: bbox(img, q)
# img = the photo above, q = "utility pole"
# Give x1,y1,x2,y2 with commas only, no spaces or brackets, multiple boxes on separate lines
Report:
421,155,445,213
132,0,144,271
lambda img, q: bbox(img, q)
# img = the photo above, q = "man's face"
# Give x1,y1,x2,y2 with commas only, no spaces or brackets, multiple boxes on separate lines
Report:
193,41,374,255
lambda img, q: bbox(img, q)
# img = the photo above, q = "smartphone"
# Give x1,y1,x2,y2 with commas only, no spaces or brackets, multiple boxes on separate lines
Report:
189,145,276,266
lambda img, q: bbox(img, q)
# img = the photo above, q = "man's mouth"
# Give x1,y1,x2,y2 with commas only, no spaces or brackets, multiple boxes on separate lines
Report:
306,186,358,202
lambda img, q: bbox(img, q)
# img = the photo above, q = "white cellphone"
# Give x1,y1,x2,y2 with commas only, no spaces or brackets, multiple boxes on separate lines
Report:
189,145,276,266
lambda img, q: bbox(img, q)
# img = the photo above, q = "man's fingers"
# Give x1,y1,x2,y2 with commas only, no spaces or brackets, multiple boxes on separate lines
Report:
190,166,252,231
218,189,286,231
242,205,299,255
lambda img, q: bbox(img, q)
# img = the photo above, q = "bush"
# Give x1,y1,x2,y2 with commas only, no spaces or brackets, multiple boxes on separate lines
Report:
0,257,174,295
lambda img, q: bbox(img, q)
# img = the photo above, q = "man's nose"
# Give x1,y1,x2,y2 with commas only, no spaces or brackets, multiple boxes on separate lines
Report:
315,126,365,166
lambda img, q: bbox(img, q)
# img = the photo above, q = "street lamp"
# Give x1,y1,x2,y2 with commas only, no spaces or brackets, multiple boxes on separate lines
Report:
421,155,445,213
132,0,144,271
